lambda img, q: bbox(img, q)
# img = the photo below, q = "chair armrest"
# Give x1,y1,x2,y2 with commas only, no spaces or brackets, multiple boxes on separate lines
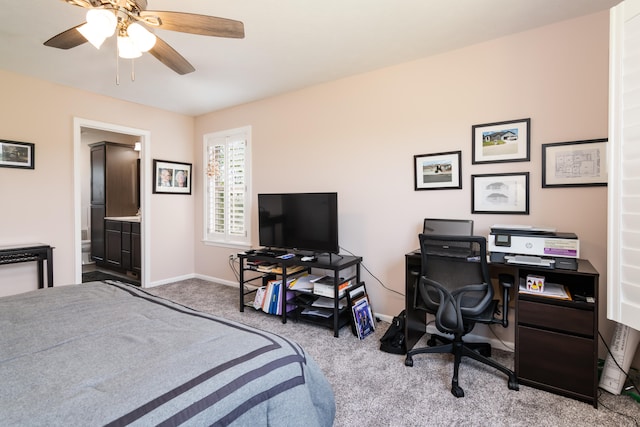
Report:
497,274,515,328
499,274,514,289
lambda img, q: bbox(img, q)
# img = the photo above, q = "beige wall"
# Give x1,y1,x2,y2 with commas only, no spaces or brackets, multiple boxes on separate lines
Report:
0,71,195,295
194,11,614,351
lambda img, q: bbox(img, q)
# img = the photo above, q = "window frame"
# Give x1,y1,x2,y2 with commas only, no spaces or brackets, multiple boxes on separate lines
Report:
202,126,252,249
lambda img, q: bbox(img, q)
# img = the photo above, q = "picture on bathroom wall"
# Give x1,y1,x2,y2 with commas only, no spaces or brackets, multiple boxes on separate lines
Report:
153,159,192,194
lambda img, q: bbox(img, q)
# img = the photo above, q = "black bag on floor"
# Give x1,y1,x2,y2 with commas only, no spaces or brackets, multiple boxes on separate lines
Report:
380,310,406,354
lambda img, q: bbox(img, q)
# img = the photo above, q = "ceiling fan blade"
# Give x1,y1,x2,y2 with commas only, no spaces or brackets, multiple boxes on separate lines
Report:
62,0,104,8
44,24,88,49
139,11,244,38
148,36,195,75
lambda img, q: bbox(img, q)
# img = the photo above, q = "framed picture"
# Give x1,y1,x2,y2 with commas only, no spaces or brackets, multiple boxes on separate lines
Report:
472,118,530,164
0,140,34,169
153,159,192,194
542,138,607,188
414,150,462,190
472,172,529,214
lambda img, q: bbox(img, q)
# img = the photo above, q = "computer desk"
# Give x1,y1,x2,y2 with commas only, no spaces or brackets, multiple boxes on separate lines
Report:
404,249,600,407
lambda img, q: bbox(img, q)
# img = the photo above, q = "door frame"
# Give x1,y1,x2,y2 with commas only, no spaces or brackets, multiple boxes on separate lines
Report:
73,117,151,287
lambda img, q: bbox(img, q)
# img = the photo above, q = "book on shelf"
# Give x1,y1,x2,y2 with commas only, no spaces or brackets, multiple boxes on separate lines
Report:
518,279,572,301
252,286,267,310
260,279,296,315
270,265,307,275
256,263,278,273
313,279,351,298
351,295,375,339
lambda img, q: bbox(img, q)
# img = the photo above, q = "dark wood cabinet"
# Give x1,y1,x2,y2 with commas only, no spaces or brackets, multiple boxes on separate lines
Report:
514,261,599,407
104,219,139,274
90,142,138,264
105,220,122,266
90,205,105,262
131,222,141,275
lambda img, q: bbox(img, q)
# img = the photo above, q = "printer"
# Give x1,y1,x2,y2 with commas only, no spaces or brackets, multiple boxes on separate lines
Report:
488,224,580,270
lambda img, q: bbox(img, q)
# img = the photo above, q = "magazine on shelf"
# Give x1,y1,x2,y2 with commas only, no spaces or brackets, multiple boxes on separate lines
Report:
311,296,345,310
518,278,572,300
351,295,375,339
288,273,325,291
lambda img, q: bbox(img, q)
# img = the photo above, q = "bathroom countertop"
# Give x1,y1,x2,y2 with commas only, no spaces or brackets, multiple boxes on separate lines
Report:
104,216,141,223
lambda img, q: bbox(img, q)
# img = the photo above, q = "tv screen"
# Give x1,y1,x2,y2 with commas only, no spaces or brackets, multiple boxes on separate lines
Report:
258,192,339,254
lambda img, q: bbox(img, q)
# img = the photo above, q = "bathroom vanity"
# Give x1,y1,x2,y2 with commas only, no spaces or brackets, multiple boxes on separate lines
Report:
104,217,141,276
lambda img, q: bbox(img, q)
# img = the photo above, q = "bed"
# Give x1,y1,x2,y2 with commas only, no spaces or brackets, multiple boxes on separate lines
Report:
0,280,335,426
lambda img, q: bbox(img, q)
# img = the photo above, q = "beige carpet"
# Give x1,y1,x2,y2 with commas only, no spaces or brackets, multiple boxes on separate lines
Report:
145,278,640,427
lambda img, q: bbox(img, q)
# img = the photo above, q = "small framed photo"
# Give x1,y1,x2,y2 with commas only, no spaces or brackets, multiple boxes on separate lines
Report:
153,159,192,194
414,150,462,190
472,118,530,164
542,138,607,188
472,172,529,214
0,140,34,169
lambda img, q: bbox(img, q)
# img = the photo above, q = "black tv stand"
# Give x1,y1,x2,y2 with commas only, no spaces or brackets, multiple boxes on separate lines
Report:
238,251,364,337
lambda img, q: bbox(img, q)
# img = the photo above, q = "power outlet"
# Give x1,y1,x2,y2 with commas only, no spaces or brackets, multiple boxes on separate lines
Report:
229,254,235,261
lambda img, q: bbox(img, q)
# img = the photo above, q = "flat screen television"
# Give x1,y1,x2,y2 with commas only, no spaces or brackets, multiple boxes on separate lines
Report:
258,192,339,254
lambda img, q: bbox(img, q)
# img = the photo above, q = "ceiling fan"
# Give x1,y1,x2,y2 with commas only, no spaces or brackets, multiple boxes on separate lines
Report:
44,0,245,75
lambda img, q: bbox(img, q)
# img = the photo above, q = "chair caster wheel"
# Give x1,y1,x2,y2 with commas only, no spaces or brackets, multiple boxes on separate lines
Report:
451,385,465,398
508,378,519,391
405,356,414,367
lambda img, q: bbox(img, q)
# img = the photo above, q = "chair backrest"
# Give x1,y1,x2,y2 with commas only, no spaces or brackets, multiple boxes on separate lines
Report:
417,234,493,334
423,218,474,236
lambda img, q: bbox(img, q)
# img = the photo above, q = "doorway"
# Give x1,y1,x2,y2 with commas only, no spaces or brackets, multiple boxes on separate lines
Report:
73,118,150,287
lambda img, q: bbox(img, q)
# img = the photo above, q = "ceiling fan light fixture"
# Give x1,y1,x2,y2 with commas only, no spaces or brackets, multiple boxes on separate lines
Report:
117,36,142,59
77,23,107,49
77,9,117,49
127,23,156,52
86,8,117,37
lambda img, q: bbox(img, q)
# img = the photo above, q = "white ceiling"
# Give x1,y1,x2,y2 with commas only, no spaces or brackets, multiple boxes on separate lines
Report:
0,0,621,116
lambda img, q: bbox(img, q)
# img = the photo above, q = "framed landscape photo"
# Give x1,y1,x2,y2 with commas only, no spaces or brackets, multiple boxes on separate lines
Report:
542,138,607,188
414,150,462,190
472,118,530,164
472,172,529,214
0,140,34,169
153,159,192,194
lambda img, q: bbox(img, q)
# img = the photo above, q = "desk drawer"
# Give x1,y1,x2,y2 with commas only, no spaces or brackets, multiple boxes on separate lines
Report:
518,300,593,337
517,325,594,398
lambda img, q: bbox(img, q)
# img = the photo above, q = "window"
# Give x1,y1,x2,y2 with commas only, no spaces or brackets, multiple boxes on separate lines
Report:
203,126,251,248
609,0,640,331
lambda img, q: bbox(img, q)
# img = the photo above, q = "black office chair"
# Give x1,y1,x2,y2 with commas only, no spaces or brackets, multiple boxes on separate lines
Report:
404,234,519,397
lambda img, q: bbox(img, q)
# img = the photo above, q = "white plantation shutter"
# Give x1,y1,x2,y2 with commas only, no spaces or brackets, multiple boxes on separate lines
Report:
204,127,251,247
608,0,640,330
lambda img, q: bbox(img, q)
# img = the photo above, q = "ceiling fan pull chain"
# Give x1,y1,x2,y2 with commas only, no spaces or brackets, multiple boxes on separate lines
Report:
131,59,135,82
116,46,120,85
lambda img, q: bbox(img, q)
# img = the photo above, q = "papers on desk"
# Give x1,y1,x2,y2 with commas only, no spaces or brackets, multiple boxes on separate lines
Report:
518,279,572,300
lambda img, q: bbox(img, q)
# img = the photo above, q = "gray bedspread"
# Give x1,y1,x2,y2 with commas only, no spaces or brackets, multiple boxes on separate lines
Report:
0,281,335,426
